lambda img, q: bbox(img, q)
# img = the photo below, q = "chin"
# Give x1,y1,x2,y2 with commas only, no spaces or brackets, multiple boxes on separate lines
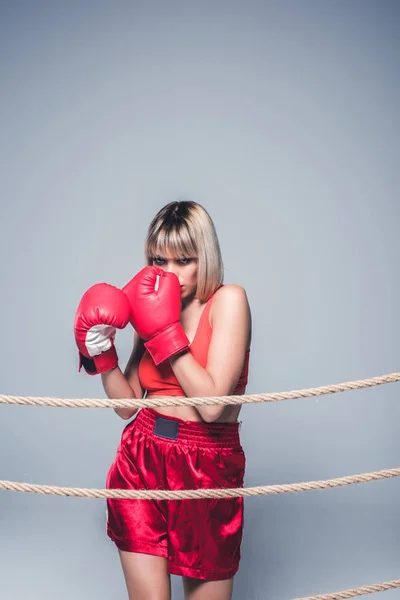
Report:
181,288,195,301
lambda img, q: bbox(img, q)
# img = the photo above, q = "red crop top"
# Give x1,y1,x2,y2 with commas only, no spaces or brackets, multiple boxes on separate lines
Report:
138,290,250,396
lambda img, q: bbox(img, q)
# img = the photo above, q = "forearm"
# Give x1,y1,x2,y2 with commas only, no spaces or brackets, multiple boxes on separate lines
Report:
101,367,139,420
169,352,226,422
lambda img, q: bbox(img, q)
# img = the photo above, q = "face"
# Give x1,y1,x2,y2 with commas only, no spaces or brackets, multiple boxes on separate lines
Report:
150,250,198,299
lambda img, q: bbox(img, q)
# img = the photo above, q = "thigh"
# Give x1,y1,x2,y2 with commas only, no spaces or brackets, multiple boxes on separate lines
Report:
106,418,168,554
182,577,234,600
167,445,245,580
119,550,171,600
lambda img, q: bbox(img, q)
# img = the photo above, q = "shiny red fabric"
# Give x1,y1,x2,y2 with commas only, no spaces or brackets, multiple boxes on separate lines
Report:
106,408,245,581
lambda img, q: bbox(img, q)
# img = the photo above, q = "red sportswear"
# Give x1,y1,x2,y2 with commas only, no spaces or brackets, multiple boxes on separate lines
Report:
106,286,249,581
138,289,250,395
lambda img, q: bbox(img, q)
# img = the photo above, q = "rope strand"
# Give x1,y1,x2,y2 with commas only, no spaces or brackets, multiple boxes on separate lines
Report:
0,371,399,409
294,578,400,600
1,466,399,500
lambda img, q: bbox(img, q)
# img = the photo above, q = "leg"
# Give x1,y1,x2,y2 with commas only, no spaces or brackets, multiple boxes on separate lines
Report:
166,426,245,598
182,576,234,600
119,551,171,600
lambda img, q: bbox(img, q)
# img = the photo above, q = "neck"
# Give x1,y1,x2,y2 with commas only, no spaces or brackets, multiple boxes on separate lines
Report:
181,294,200,311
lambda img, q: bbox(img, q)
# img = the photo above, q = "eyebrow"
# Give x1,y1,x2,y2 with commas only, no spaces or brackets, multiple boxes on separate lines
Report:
151,254,196,261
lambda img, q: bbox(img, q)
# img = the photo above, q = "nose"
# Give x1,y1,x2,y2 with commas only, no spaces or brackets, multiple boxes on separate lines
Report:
165,261,182,281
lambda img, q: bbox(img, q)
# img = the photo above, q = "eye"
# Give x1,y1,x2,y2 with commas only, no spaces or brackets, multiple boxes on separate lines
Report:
152,256,166,265
178,257,194,265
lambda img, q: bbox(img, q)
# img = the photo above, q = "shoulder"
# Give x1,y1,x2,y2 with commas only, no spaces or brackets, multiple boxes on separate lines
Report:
209,284,251,347
210,284,251,319
214,283,248,304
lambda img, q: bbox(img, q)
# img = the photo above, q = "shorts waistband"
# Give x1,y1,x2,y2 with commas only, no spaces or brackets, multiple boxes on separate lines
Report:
133,409,242,449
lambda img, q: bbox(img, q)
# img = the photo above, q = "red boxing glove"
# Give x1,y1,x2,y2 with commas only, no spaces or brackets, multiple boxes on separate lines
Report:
123,266,189,365
74,283,131,375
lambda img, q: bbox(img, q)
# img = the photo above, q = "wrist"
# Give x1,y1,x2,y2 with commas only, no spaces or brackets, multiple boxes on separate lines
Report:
79,345,118,375
144,322,189,366
169,349,190,366
100,364,119,378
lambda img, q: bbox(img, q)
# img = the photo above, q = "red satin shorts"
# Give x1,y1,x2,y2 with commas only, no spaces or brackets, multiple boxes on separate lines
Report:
106,408,245,581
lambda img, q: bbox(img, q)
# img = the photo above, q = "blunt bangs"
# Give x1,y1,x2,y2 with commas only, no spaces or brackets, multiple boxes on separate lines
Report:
145,220,198,260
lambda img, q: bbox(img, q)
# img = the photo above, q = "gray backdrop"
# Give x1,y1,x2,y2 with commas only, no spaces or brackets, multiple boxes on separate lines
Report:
1,1,399,599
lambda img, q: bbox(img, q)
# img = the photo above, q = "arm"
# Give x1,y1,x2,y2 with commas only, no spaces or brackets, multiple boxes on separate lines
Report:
101,332,145,420
169,285,251,422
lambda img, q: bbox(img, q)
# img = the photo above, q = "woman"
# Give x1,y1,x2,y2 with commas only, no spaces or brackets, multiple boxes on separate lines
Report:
75,200,251,600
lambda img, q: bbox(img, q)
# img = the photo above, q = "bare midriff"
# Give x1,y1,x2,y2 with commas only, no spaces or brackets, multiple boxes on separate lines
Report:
146,393,243,423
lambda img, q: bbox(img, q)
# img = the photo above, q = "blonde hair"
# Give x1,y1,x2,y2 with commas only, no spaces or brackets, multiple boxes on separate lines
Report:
145,200,224,302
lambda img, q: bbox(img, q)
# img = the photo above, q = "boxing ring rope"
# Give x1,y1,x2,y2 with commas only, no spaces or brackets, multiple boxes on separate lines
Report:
1,371,399,409
1,466,399,500
1,370,399,599
296,579,400,600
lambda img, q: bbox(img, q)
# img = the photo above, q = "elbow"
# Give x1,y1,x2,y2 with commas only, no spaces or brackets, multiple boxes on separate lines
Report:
199,406,225,423
114,408,138,420
197,386,235,423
